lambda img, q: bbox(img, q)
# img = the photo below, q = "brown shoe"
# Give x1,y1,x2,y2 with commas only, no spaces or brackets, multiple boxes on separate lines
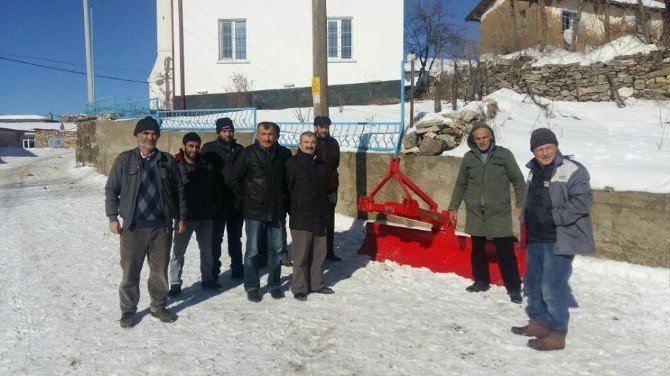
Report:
527,331,566,351
511,318,549,338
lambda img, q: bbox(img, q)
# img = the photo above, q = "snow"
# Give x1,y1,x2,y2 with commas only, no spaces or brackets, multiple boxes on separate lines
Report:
489,35,660,67
0,148,668,374
0,121,77,132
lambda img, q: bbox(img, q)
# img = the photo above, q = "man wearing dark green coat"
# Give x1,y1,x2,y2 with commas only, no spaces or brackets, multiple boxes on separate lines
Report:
448,123,525,303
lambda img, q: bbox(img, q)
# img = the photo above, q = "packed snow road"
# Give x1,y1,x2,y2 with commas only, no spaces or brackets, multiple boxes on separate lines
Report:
0,149,668,375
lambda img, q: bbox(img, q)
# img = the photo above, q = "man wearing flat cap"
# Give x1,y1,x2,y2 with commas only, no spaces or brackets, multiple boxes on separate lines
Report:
105,116,186,328
202,117,245,280
512,127,595,351
314,116,341,261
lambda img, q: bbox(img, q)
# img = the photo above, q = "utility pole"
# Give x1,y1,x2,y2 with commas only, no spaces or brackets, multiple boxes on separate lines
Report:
83,0,95,104
178,0,186,110
312,0,329,116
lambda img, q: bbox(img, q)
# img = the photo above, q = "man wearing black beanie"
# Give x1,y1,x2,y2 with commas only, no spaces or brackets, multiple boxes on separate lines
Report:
314,116,341,261
202,117,245,280
105,116,186,328
512,127,595,351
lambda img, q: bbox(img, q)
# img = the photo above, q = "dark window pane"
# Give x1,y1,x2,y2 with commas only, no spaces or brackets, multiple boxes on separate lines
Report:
327,20,338,58
341,19,352,58
220,21,232,59
235,21,246,59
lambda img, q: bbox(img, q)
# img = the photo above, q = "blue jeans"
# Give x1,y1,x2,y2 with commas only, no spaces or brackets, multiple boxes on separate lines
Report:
244,219,283,292
524,242,574,333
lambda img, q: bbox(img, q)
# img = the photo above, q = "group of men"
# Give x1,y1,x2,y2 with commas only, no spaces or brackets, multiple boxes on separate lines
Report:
105,115,594,352
448,124,594,351
105,115,341,328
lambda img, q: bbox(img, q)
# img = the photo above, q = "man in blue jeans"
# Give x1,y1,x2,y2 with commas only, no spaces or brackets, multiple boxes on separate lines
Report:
512,128,595,351
232,122,292,302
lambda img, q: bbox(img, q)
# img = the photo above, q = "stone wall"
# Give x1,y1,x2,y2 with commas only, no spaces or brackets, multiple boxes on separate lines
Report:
80,120,670,268
34,129,77,148
486,49,670,101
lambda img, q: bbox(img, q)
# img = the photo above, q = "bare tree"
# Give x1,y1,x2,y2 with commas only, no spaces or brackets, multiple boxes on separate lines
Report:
636,0,651,43
404,0,464,93
538,0,549,51
663,0,670,48
571,1,585,51
604,0,612,43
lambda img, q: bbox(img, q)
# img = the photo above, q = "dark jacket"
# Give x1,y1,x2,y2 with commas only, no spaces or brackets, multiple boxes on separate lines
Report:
201,137,244,211
233,142,292,222
447,124,525,238
315,135,340,194
286,149,330,235
174,150,220,220
521,152,595,255
105,148,186,228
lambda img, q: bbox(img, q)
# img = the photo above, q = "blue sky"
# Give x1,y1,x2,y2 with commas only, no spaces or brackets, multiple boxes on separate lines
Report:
0,0,479,117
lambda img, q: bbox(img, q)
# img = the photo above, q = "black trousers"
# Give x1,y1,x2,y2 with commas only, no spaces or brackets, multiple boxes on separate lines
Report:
470,235,521,293
326,196,336,257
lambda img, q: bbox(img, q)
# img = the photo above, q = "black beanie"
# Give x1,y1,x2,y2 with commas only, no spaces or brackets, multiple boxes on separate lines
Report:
216,117,234,133
133,116,160,136
530,128,558,151
314,116,331,127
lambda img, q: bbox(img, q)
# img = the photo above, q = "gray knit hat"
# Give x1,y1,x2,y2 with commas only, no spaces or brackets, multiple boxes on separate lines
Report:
530,128,558,151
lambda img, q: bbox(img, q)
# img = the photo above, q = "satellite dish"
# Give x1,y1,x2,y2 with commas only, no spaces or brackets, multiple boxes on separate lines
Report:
563,28,573,44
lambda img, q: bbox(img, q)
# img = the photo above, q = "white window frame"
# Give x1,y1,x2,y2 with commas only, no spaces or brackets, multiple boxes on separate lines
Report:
218,19,247,62
327,18,353,61
22,134,35,148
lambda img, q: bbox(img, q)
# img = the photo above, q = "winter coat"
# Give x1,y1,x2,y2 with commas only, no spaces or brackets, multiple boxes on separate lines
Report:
201,137,243,212
286,149,330,235
233,142,292,222
315,135,340,194
521,152,595,255
447,125,525,238
174,150,220,220
105,147,186,228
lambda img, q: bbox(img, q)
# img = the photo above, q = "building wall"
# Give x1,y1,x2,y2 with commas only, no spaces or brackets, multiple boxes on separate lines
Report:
82,120,670,268
154,0,403,105
0,129,24,147
480,0,664,55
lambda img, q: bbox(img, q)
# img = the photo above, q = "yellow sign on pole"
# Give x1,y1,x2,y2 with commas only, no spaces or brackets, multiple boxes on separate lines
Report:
311,77,321,95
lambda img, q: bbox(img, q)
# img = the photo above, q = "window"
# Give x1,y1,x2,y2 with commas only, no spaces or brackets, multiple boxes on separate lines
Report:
218,19,246,61
22,134,34,148
327,18,352,59
561,10,578,31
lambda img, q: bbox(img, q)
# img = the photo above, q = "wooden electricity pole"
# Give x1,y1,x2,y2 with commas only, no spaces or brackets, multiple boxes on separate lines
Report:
312,0,329,117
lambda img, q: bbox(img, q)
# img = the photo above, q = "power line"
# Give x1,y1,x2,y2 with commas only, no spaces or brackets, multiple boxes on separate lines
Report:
0,56,148,84
0,52,150,75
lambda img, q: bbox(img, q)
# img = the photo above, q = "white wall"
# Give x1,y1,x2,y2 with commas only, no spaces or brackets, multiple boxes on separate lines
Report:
157,0,403,98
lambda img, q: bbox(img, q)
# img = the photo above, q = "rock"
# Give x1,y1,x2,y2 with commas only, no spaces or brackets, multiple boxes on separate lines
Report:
415,125,440,135
419,137,447,156
424,132,438,139
459,109,484,123
618,87,634,98
415,118,443,129
401,146,420,154
482,99,499,119
402,133,418,149
435,134,458,149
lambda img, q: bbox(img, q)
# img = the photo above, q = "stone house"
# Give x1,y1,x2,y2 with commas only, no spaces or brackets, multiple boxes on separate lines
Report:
466,0,666,55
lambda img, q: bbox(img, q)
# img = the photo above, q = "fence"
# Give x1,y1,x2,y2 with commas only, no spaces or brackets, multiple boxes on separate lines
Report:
157,108,257,132
85,97,158,119
277,121,403,152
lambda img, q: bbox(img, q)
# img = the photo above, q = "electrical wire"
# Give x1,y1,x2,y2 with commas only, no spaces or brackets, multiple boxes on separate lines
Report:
0,52,150,75
0,56,148,84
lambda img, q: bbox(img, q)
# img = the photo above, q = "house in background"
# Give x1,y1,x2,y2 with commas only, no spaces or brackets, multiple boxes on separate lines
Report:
0,115,77,148
149,0,404,110
466,0,666,55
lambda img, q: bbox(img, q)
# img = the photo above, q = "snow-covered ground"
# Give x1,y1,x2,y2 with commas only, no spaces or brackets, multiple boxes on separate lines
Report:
1,148,668,375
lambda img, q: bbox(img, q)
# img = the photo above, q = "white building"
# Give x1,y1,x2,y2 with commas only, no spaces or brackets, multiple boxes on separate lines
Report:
149,0,404,109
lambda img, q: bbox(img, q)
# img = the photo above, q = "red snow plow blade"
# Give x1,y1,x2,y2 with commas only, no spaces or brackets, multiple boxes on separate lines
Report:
357,158,525,285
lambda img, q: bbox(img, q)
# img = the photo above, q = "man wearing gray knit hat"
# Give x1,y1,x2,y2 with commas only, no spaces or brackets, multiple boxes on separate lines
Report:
511,127,595,351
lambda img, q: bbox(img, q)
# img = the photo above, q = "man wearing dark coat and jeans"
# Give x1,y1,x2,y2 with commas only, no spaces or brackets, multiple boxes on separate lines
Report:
233,122,292,302
286,131,335,301
201,117,245,279
104,116,186,328
448,123,525,303
168,132,221,296
512,128,595,351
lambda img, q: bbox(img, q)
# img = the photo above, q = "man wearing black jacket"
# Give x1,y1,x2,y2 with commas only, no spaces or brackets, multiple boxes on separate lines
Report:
233,122,292,302
314,116,341,261
168,133,221,296
201,118,245,280
286,131,335,301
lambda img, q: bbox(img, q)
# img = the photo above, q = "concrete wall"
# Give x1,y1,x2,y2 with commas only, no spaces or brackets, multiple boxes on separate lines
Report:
82,120,670,268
